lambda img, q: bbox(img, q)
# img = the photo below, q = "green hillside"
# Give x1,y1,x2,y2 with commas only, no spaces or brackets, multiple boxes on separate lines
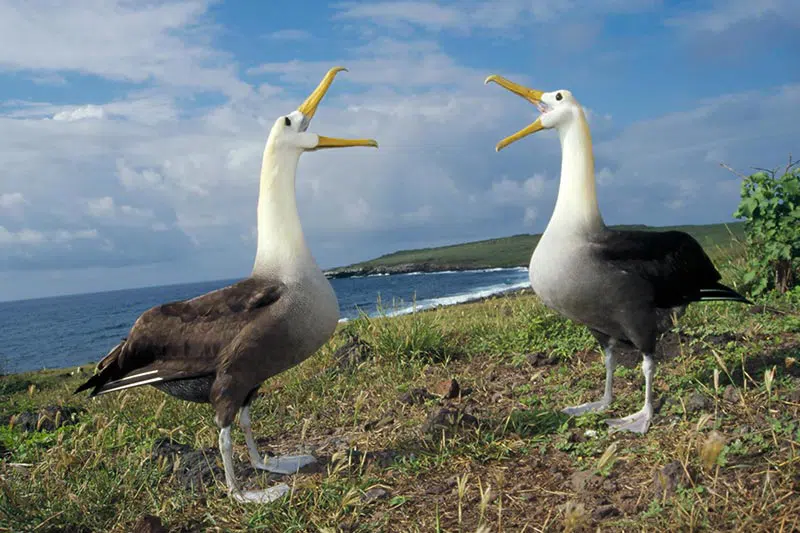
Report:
327,222,746,277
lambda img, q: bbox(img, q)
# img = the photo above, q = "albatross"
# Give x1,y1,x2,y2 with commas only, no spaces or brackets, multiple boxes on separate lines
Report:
75,66,378,502
485,74,750,434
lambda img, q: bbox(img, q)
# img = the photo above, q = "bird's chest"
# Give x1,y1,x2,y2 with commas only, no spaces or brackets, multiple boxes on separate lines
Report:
529,236,594,313
286,274,340,357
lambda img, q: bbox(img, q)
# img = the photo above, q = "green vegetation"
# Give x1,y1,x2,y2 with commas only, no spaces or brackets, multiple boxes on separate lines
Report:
326,222,745,276
1,242,798,532
733,159,800,295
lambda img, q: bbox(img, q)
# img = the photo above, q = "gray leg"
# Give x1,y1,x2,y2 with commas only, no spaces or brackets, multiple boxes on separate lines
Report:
605,353,655,434
218,425,290,504
562,344,616,415
239,405,316,475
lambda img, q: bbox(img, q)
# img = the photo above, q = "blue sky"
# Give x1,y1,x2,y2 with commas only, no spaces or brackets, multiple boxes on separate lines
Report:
0,0,798,302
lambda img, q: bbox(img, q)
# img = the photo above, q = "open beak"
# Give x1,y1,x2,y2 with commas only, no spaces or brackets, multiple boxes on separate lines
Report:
485,74,546,152
297,66,378,150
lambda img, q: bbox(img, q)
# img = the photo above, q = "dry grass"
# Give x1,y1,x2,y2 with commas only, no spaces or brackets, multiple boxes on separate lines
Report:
0,253,798,532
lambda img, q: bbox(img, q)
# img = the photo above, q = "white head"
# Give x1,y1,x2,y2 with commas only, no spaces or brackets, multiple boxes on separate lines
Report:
264,66,378,160
484,75,586,151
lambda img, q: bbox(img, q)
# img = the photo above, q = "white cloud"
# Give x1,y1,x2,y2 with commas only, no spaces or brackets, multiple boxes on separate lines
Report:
489,174,548,206
667,0,800,34
53,104,106,122
333,0,662,32
0,192,26,209
0,0,249,97
0,226,96,246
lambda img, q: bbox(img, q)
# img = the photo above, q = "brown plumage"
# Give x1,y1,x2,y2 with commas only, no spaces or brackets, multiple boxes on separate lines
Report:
74,66,378,504
75,279,287,424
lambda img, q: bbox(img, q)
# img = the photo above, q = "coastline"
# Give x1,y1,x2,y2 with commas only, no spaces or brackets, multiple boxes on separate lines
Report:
324,262,527,279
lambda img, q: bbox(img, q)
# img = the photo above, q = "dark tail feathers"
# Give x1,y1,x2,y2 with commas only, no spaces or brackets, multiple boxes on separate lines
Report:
74,340,124,396
699,283,752,305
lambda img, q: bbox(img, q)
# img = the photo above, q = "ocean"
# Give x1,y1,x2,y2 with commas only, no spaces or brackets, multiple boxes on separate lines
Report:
0,267,530,374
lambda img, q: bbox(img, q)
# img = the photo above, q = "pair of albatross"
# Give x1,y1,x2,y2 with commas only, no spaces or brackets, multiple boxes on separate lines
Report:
76,67,377,503
485,75,750,433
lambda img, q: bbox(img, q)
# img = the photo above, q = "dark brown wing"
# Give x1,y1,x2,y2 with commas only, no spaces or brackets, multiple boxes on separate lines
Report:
75,278,285,396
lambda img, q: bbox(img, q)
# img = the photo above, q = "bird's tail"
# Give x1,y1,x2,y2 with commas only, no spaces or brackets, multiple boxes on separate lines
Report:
699,283,752,305
74,340,125,395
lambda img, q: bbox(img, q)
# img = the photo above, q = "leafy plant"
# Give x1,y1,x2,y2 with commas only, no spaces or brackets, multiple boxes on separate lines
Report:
732,158,800,295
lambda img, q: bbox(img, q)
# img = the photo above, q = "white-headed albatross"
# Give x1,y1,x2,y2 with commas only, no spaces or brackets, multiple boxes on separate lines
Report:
76,67,378,502
485,74,750,434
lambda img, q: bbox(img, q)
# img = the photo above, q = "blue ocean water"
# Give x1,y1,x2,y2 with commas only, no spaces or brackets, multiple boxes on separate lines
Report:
0,267,529,374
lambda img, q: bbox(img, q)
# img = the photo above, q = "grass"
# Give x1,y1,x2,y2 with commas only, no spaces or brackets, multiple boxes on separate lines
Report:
326,222,746,274
2,239,799,532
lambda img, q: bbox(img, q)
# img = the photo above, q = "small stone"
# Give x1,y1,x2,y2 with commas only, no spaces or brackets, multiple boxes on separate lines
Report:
685,393,712,413
433,379,460,399
651,460,691,499
491,392,504,403
362,487,389,503
9,405,84,433
592,504,620,520
570,470,601,494
787,389,800,404
421,407,479,437
132,514,168,533
398,388,434,405
723,385,740,404
527,352,557,367
567,430,587,443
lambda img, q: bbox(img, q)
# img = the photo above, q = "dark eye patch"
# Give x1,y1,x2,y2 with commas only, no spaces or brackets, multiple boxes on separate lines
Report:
556,93,563,101
284,117,292,126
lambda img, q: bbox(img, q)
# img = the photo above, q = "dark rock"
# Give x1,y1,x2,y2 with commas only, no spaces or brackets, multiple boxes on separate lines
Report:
151,438,223,491
618,496,641,515
433,378,460,399
333,336,370,371
651,460,691,499
592,504,620,520
398,388,434,405
527,352,558,367
723,385,741,404
9,405,84,432
132,514,168,533
705,332,738,346
362,487,390,503
567,430,587,443
570,470,602,494
685,393,712,413
421,407,478,437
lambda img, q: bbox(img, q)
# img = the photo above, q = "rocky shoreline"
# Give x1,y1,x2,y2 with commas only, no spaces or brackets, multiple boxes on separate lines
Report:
324,262,523,279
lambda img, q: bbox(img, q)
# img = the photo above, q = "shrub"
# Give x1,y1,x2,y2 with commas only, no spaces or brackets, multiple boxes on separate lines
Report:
732,158,799,295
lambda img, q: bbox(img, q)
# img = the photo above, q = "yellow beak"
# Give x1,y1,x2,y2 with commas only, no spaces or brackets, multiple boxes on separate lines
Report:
485,74,546,152
298,67,379,150
315,136,378,150
297,66,347,120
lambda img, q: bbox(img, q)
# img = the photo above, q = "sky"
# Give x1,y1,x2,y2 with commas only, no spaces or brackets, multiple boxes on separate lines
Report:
0,0,798,302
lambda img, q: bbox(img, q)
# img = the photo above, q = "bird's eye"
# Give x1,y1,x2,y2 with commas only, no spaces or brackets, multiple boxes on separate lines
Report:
284,117,292,127
555,93,563,101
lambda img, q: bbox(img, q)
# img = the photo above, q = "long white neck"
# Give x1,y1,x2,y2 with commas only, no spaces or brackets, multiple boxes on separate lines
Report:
252,142,316,279
545,110,605,235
